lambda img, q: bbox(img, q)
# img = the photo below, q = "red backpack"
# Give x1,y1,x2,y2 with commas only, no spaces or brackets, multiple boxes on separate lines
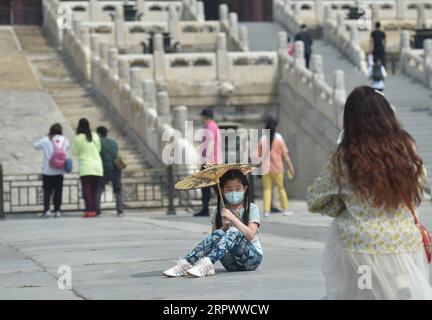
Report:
49,138,67,170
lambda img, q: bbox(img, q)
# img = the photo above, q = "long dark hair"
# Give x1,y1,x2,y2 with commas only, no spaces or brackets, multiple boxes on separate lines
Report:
331,86,424,210
48,123,62,137
215,170,251,229
265,118,277,150
76,118,92,142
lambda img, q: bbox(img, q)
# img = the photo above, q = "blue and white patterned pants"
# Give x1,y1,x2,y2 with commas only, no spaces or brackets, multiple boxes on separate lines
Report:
184,227,263,271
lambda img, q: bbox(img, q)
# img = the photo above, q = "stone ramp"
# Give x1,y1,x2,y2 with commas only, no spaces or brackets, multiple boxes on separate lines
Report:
13,27,152,171
0,28,40,91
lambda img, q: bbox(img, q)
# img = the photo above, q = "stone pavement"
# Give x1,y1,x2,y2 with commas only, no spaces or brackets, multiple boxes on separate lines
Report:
1,200,431,300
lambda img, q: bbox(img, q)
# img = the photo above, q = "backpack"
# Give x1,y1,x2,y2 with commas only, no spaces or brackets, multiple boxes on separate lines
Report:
49,138,67,170
371,64,384,81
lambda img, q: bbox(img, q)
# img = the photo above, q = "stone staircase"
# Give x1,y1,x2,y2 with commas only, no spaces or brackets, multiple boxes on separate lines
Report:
243,21,432,188
240,22,286,51
312,39,432,187
13,27,151,172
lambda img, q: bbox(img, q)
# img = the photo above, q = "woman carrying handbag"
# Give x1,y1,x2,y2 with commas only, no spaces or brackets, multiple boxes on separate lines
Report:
307,86,432,299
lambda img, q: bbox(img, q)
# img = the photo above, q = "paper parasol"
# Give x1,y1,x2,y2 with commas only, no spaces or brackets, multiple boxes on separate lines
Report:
174,163,259,207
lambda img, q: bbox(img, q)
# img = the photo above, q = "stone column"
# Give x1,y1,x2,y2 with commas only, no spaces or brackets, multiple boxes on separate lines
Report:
118,59,130,83
371,3,380,27
90,34,99,54
99,42,110,64
196,1,205,22
336,12,344,36
423,39,432,68
172,106,188,136
89,0,99,21
323,5,332,40
399,30,411,73
396,0,406,20
294,40,306,68
137,0,146,19
130,68,143,97
333,70,346,102
114,6,125,49
143,79,157,110
229,12,239,38
311,54,325,82
219,4,229,24
314,0,324,25
350,24,359,45
417,4,427,29
216,33,229,81
277,31,288,55
168,6,179,44
108,47,119,75
401,30,411,50
239,26,249,50
157,91,172,126
81,26,90,48
153,33,166,82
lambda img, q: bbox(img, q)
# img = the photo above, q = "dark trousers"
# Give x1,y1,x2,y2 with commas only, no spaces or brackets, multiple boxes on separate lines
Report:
373,50,386,68
42,175,64,212
95,170,123,214
80,175,101,211
305,51,311,69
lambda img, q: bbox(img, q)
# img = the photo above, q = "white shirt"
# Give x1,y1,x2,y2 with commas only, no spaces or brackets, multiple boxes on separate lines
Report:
34,135,69,175
367,65,387,90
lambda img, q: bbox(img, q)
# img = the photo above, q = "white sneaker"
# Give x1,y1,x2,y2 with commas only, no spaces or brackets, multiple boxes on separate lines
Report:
55,211,61,218
163,258,192,278
283,211,294,216
264,212,270,218
40,211,51,218
186,257,215,278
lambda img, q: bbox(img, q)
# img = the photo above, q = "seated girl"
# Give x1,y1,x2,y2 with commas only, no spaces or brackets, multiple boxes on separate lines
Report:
163,169,263,277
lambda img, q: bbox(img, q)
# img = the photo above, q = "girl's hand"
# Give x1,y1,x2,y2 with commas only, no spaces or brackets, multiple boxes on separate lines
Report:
221,208,236,223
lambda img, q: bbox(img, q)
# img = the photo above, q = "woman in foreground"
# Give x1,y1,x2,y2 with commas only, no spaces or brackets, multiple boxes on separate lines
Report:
307,86,432,299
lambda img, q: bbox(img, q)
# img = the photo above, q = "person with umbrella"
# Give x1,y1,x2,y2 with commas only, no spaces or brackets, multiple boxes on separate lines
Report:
163,166,263,277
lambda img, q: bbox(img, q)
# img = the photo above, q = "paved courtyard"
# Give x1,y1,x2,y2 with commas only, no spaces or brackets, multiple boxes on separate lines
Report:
1,200,431,300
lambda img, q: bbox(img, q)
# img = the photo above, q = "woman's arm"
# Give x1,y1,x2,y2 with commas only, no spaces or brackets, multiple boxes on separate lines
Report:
306,162,346,217
33,137,45,150
221,208,258,242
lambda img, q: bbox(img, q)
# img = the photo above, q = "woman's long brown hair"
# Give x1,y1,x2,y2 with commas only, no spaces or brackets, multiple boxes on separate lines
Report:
331,86,424,210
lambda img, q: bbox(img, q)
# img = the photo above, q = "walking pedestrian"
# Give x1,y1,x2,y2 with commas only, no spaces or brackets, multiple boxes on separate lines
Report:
163,170,263,277
95,126,124,217
258,118,295,217
294,24,313,69
307,86,432,299
194,108,223,217
370,22,386,67
71,118,103,218
368,58,387,92
34,123,69,218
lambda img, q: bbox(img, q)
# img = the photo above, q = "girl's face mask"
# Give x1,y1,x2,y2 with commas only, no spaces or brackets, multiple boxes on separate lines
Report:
224,191,245,205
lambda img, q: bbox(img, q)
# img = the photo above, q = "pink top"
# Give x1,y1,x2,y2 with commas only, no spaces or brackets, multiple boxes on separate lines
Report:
201,119,222,164
258,133,289,174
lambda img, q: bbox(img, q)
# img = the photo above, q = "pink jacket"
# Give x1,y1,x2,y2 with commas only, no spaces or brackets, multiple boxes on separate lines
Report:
258,133,289,174
201,119,222,164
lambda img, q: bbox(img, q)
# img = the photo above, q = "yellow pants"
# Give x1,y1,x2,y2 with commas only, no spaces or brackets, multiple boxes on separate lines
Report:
263,172,289,213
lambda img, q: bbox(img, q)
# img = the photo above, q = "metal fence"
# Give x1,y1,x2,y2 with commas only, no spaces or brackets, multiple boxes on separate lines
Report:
0,165,204,216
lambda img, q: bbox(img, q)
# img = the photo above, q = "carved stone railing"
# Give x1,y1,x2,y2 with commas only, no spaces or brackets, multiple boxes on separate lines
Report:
323,8,368,74
400,30,432,89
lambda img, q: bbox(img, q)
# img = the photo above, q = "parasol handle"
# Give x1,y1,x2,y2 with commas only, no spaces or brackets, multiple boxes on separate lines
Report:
216,182,225,208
